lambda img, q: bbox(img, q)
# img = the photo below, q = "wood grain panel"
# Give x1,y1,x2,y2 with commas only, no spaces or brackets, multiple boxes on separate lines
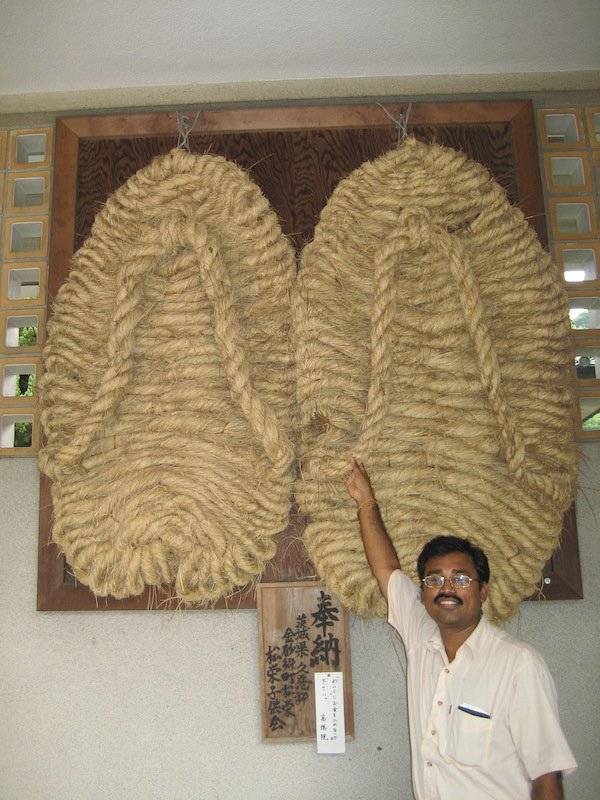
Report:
74,124,522,248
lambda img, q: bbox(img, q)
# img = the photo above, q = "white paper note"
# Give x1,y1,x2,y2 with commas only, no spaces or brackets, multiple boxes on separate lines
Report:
314,672,345,754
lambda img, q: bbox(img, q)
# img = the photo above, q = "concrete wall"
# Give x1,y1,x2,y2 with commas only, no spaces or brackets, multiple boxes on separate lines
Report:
1,443,598,799
1,83,598,799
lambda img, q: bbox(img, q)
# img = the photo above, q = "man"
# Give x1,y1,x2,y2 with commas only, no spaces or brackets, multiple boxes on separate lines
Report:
344,457,577,800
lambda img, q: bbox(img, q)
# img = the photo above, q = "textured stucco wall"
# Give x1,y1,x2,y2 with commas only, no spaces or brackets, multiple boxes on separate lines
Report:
0,445,598,799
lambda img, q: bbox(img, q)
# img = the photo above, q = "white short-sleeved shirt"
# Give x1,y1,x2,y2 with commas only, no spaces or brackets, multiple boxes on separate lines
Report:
387,569,577,800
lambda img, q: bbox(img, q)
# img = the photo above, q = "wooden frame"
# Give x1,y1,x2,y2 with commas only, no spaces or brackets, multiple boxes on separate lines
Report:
574,390,600,440
38,100,582,610
537,108,586,151
555,242,600,290
529,504,582,600
549,197,599,241
7,128,54,171
585,107,600,147
542,151,593,194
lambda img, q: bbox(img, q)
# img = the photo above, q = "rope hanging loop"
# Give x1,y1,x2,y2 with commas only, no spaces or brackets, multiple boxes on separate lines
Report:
176,110,201,151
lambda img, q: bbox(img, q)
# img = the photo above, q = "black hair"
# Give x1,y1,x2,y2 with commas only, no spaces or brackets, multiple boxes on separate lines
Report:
417,535,490,585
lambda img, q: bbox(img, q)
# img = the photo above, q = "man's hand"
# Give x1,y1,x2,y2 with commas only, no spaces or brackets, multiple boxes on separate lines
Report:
344,457,376,505
531,771,563,800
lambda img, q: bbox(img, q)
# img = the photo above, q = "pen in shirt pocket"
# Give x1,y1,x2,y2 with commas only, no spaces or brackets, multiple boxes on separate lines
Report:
457,702,491,719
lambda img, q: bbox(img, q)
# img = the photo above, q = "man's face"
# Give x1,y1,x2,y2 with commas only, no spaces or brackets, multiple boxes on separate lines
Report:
420,551,488,633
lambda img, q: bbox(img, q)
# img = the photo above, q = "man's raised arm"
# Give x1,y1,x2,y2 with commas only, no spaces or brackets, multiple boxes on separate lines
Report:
344,458,400,601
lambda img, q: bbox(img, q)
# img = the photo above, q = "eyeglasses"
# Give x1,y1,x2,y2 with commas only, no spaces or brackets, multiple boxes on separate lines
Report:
421,575,476,589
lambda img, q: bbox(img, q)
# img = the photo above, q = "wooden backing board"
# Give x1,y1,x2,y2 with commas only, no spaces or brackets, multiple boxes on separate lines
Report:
37,100,582,610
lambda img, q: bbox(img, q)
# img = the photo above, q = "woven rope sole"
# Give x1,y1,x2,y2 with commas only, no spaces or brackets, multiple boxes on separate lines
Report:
294,137,578,623
38,149,297,604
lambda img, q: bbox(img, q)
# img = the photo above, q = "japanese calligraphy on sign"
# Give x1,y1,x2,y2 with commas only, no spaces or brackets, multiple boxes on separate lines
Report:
257,582,354,742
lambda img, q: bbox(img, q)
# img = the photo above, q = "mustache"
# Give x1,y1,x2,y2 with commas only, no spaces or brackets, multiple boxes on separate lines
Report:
434,594,463,605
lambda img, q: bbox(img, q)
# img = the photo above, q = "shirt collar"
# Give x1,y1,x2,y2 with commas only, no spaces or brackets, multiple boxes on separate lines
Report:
457,613,491,657
427,625,445,653
426,613,491,656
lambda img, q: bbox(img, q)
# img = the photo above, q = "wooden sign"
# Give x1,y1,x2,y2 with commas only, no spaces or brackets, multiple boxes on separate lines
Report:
257,581,354,743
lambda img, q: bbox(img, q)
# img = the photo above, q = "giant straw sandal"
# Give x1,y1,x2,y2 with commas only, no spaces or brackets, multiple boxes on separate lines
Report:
294,137,578,623
38,149,297,604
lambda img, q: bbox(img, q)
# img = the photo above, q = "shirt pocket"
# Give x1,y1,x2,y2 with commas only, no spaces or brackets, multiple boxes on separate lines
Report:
443,705,492,766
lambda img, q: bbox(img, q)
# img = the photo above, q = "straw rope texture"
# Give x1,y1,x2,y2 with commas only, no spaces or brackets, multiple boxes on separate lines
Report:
294,136,578,623
38,149,297,604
